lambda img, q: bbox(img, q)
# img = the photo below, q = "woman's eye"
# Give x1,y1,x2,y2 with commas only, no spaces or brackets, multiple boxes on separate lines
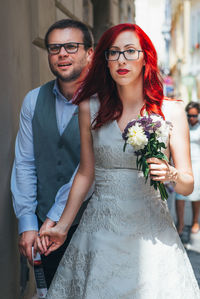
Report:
127,49,136,54
109,50,118,56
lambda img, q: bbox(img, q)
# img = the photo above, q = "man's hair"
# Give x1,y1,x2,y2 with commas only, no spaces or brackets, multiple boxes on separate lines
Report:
186,101,200,113
44,19,93,50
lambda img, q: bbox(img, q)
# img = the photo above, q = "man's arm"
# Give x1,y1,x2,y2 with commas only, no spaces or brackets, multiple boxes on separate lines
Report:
47,165,94,222
47,165,79,222
36,166,94,254
11,88,40,264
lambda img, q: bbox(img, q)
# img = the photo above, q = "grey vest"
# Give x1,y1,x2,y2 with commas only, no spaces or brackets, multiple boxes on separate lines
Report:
32,80,82,222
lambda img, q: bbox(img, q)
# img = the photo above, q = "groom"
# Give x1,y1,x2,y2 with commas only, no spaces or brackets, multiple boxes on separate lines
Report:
11,19,94,287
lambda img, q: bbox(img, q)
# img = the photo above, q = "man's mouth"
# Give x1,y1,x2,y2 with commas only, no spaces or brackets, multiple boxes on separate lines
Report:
58,62,72,67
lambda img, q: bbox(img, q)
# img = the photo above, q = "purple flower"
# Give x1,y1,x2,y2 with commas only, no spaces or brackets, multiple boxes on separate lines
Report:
122,119,137,140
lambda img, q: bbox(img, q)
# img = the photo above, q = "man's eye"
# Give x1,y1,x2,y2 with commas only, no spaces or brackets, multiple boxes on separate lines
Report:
50,45,60,51
127,49,136,54
66,44,77,50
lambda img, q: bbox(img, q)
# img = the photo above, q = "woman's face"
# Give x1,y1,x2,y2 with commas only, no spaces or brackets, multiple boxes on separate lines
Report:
107,30,145,87
187,107,199,126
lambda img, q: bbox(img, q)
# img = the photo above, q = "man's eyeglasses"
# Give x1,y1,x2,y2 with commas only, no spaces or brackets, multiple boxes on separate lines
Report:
47,42,85,55
187,114,198,118
105,48,143,61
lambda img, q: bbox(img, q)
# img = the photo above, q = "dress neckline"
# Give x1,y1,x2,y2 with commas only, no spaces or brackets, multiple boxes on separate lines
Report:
114,108,148,135
114,120,124,135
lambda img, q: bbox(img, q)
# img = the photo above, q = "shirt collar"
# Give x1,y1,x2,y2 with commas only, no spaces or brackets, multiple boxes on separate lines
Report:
53,79,73,104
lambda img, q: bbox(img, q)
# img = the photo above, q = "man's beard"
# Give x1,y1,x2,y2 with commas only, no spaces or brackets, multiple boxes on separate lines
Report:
49,62,85,83
51,68,83,82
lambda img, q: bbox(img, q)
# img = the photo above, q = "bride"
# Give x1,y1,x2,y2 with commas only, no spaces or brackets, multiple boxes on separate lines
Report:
37,23,200,298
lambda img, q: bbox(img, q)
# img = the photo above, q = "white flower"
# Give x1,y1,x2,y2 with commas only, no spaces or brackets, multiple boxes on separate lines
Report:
156,120,170,140
127,123,148,151
150,114,170,140
150,114,163,123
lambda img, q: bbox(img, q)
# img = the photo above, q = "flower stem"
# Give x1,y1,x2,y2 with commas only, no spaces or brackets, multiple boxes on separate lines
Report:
158,182,168,201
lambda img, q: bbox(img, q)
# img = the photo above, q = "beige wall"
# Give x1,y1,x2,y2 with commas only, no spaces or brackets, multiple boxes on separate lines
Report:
1,1,33,298
0,0,135,298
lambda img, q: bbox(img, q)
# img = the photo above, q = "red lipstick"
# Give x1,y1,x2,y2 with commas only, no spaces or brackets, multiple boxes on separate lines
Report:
117,69,129,75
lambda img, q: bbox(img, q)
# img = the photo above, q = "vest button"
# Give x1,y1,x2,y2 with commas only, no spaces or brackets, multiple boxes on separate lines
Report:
57,160,62,165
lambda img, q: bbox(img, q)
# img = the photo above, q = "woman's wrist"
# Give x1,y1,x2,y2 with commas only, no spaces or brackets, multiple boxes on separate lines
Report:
56,222,70,235
168,165,178,183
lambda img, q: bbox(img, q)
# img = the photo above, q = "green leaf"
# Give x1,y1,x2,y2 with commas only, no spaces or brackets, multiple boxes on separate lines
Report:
159,142,166,149
162,155,169,162
155,153,165,159
144,167,149,178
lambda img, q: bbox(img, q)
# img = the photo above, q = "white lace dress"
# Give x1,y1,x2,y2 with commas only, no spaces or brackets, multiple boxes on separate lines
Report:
47,97,200,299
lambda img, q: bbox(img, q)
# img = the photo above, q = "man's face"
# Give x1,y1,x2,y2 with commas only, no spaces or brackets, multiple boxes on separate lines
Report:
47,28,92,82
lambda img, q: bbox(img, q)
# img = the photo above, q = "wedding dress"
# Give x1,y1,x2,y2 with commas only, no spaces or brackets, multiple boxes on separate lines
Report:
47,96,200,299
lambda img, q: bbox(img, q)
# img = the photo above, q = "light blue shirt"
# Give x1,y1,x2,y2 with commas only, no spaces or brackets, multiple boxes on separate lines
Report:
11,80,79,234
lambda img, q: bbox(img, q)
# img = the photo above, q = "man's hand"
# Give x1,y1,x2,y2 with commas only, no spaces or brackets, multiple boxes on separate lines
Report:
19,230,38,265
34,218,56,255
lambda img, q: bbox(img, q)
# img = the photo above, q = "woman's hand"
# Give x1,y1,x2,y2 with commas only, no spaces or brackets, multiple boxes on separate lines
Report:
147,157,178,182
38,225,68,256
34,218,56,256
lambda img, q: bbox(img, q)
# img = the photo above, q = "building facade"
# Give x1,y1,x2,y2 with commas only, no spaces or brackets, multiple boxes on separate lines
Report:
189,0,200,100
169,0,200,102
0,1,135,298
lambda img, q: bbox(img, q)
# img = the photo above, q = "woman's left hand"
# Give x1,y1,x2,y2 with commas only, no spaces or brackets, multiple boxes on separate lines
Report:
146,157,178,182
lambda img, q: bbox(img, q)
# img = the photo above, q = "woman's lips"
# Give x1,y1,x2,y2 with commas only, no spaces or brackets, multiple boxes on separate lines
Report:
117,69,130,75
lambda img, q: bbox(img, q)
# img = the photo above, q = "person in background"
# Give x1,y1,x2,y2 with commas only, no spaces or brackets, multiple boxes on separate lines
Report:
11,18,93,288
176,101,200,234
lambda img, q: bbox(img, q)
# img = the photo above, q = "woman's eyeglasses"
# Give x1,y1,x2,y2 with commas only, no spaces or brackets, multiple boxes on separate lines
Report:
105,48,143,61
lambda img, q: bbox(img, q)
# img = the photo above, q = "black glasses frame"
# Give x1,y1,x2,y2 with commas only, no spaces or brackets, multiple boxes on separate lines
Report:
47,42,85,54
105,49,143,61
187,114,198,118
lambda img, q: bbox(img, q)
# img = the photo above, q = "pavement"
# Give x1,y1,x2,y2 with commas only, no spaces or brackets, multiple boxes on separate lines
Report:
168,192,200,286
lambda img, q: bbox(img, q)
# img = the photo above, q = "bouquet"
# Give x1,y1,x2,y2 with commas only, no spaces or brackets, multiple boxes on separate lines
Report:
122,114,172,201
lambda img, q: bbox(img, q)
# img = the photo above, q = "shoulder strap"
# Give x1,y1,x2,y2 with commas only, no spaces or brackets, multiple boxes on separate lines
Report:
89,94,100,125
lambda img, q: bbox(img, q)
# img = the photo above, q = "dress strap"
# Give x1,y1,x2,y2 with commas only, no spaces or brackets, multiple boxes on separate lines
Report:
162,99,174,122
89,94,100,125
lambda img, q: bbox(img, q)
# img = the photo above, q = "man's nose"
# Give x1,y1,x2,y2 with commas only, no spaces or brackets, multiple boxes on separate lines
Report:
59,46,69,56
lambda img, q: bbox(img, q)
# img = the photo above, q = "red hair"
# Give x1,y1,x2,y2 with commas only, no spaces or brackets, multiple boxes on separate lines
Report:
74,23,164,129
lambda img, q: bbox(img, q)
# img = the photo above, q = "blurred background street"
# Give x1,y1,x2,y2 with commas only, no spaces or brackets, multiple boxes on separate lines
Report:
1,0,200,298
